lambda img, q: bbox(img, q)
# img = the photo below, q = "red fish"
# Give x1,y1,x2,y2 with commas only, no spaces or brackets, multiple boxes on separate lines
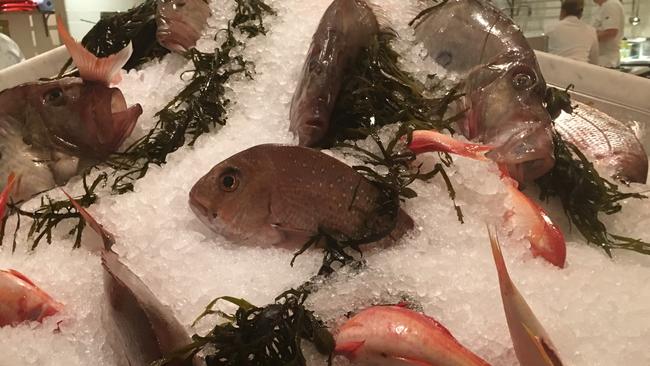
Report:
0,269,62,327
334,305,491,365
409,130,566,267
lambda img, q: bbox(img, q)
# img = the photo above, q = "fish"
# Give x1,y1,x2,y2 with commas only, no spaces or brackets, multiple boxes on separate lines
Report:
334,305,492,366
554,101,648,184
409,130,566,267
0,172,17,218
0,269,62,327
64,193,197,366
0,20,142,203
102,251,196,366
488,228,565,365
189,144,413,247
413,0,555,184
289,0,380,147
156,0,212,53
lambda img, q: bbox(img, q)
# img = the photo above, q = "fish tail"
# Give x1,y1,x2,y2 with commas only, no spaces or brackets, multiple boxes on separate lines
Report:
56,15,132,85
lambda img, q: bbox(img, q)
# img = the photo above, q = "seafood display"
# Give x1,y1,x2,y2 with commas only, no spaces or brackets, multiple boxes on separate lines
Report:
1,0,650,365
413,0,555,184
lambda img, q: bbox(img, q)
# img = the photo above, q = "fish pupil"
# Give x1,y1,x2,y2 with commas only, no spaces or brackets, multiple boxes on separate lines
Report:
43,88,65,106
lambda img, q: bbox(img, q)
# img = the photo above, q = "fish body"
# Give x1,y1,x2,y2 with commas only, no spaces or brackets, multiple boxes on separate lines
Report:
0,20,142,203
414,0,555,184
156,0,211,52
289,0,380,147
554,101,648,183
334,305,491,366
0,269,62,327
189,144,412,247
488,229,564,365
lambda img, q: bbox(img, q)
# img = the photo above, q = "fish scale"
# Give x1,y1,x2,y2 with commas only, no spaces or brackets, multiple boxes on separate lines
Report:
189,144,412,247
554,101,648,183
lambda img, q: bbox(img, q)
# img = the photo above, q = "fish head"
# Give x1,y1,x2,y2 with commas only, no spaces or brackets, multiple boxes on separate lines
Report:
23,78,142,160
156,0,211,52
189,146,277,244
467,52,555,183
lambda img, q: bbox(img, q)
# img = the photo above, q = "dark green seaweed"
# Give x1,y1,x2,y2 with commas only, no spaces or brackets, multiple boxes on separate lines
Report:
153,288,333,366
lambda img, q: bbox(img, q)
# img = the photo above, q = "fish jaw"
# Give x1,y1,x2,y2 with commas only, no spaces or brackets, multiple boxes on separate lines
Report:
483,123,555,184
0,269,62,327
334,306,492,366
488,229,564,366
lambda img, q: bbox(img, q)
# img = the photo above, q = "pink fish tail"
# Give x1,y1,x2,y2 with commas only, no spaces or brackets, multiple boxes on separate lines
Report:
408,130,492,160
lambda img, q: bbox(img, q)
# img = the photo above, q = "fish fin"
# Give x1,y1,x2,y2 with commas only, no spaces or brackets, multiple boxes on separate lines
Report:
487,226,515,294
56,15,132,85
0,172,17,218
7,269,37,286
61,190,115,251
522,324,564,366
409,130,492,160
334,340,365,358
388,356,435,366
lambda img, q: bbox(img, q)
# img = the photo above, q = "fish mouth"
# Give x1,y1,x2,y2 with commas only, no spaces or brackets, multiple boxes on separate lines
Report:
105,88,142,152
485,124,555,183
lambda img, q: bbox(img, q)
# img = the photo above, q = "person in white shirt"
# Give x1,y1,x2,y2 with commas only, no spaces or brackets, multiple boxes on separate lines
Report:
592,0,625,68
0,32,25,70
547,0,599,64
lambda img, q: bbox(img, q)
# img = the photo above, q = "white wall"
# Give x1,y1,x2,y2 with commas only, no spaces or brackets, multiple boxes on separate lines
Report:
64,0,144,40
0,12,60,59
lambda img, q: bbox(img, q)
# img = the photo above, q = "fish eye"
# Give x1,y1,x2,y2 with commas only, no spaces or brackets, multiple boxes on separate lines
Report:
43,88,66,106
218,170,239,192
511,67,537,90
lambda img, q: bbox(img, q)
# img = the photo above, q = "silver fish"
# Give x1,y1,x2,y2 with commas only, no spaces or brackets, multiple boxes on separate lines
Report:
289,0,380,147
156,0,211,53
189,144,413,247
554,101,648,183
414,0,555,184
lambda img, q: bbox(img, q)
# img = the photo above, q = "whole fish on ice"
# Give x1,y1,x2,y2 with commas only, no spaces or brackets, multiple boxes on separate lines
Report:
413,0,555,184
0,269,62,327
554,101,648,183
334,305,491,366
0,20,142,203
189,144,413,247
290,0,380,147
156,0,211,52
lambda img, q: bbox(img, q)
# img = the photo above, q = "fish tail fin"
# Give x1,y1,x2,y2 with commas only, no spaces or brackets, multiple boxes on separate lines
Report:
56,15,132,85
61,189,115,251
0,173,18,218
487,225,514,293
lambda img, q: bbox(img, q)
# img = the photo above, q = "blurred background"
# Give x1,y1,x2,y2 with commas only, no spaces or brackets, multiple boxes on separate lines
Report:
0,0,648,75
